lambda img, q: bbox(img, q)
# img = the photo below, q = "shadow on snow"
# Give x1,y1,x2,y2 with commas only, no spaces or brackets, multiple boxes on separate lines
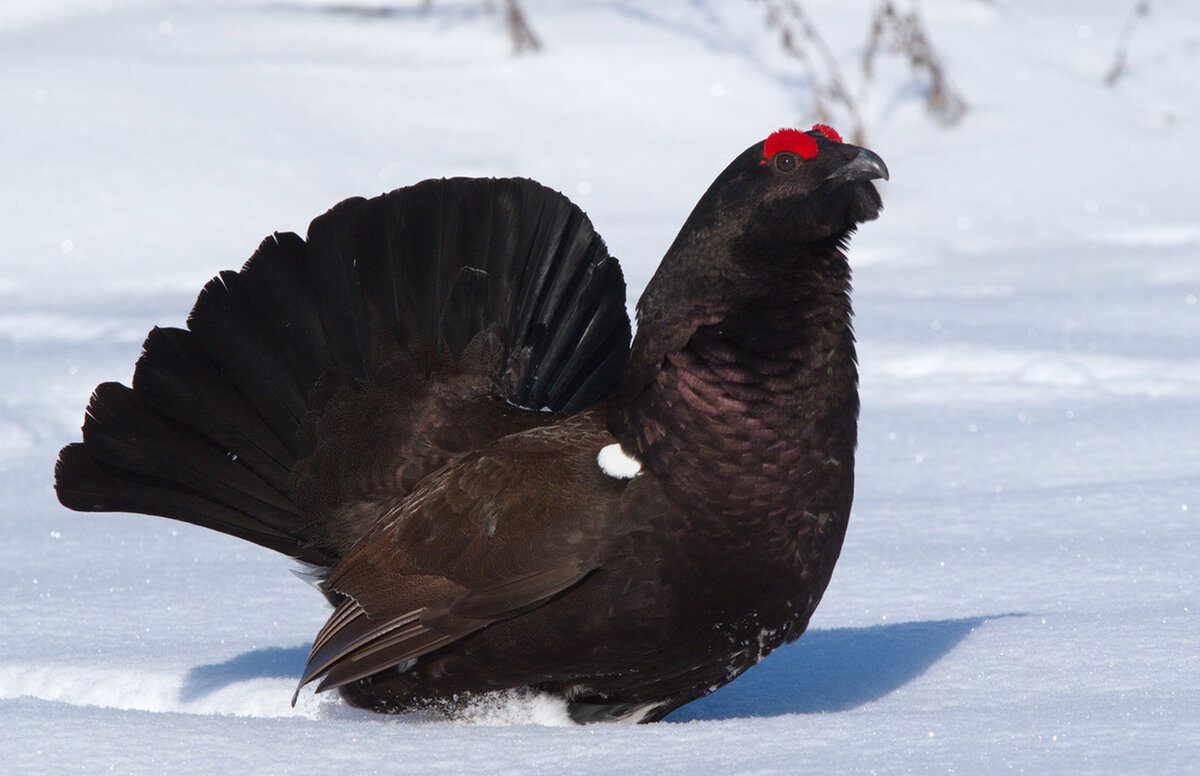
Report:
181,645,308,703
182,614,1018,717
668,614,1018,722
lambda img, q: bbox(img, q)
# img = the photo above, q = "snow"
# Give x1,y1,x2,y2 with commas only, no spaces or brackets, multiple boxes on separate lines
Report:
2,0,1198,772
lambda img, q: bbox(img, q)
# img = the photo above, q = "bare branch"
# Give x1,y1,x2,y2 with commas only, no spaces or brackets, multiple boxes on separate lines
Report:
425,0,540,53
755,0,966,141
863,1,967,127
502,0,541,53
1105,0,1153,86
755,0,866,143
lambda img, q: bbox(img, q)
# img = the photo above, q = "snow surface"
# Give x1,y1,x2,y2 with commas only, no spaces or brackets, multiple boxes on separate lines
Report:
2,0,1198,773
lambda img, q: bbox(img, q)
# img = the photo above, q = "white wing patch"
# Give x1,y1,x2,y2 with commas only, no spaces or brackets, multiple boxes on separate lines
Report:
597,444,642,479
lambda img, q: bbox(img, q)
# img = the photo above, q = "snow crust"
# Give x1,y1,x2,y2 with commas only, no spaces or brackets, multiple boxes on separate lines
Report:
2,0,1197,773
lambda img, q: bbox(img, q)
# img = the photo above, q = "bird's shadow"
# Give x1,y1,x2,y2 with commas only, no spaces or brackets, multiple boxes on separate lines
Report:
182,614,1018,717
180,645,309,703
667,614,1019,721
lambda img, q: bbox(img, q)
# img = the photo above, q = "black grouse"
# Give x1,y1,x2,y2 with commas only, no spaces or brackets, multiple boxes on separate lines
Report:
55,125,887,723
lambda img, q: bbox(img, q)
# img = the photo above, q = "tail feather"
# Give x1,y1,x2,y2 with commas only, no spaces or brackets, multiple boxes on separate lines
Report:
133,327,295,485
529,235,627,410
233,233,341,390
81,383,299,523
438,266,491,356
56,443,322,563
541,260,632,407
188,272,312,450
55,177,631,566
301,204,373,378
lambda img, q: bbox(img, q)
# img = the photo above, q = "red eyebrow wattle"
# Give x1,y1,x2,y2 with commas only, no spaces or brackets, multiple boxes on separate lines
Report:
811,123,843,143
763,128,819,160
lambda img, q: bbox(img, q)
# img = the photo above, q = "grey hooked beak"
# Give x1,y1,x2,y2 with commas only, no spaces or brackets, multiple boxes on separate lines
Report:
826,147,889,183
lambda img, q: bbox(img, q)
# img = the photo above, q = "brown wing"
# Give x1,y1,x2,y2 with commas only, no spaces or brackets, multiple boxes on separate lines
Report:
292,328,561,559
297,410,627,695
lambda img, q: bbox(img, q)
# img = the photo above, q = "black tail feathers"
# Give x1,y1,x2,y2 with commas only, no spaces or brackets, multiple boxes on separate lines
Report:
55,177,631,566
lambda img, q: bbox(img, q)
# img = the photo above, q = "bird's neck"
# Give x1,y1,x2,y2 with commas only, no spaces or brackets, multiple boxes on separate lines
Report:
616,249,859,538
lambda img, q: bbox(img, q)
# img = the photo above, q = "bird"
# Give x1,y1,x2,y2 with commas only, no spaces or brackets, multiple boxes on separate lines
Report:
55,125,887,723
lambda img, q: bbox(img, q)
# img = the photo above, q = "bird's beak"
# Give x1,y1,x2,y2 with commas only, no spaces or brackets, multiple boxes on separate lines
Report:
826,147,889,183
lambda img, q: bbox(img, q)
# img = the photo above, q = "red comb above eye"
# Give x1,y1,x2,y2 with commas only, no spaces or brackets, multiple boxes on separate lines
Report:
763,128,819,161
811,123,843,143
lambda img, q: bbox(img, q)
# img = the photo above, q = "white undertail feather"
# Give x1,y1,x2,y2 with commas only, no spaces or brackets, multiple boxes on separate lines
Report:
597,444,642,479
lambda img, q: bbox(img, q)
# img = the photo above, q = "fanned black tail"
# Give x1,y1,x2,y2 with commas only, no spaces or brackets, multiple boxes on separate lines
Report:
55,178,631,567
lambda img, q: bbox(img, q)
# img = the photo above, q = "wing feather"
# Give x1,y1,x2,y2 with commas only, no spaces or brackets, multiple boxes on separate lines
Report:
295,412,621,698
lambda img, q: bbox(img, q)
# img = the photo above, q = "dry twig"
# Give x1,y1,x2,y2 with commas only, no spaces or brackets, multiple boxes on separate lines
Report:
756,0,966,140
422,0,540,53
863,1,967,127
1105,0,1153,86
755,0,866,142
497,0,541,53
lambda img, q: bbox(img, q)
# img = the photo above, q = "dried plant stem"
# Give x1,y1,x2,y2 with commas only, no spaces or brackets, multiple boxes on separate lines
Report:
755,0,866,143
1105,0,1153,86
863,1,967,126
500,0,541,53
422,0,540,53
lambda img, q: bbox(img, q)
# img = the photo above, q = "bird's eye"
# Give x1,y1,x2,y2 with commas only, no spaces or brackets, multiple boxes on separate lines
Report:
774,152,799,172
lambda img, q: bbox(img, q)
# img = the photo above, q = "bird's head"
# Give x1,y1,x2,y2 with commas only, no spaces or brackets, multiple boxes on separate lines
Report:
635,125,888,333
758,124,886,229
676,125,888,267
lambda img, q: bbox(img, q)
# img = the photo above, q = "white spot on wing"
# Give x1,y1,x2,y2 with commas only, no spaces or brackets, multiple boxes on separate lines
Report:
597,444,642,479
